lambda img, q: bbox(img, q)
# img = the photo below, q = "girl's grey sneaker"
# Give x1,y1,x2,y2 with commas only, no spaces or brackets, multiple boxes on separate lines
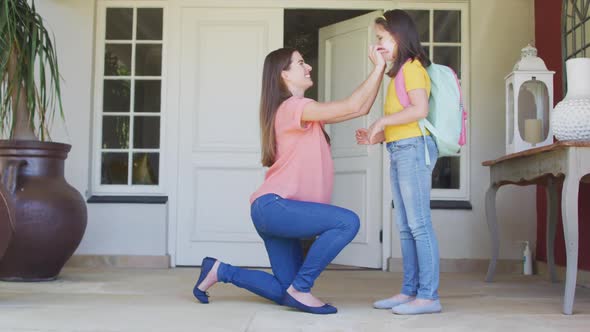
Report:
373,296,415,309
392,299,442,315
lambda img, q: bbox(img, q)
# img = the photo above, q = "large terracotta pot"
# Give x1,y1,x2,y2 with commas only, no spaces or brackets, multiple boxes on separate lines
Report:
0,140,87,281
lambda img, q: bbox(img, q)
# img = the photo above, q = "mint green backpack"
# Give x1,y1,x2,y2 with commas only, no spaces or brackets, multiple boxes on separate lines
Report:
394,62,467,165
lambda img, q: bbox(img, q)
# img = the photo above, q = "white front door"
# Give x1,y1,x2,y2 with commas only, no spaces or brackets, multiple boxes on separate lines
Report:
319,11,384,268
176,8,283,266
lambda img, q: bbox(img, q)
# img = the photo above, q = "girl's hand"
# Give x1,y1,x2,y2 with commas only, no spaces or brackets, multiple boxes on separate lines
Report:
367,119,385,143
356,128,370,145
368,45,386,70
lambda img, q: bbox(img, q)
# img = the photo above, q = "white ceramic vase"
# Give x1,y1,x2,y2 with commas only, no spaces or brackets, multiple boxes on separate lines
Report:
552,58,590,141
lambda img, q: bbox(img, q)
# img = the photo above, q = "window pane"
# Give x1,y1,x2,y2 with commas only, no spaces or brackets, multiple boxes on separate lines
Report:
432,157,460,189
135,44,162,76
132,153,159,185
433,46,461,78
566,31,574,57
137,8,163,40
101,153,129,184
565,2,574,27
406,10,430,42
575,26,583,53
106,8,133,40
103,80,130,112
133,116,160,149
102,116,130,149
135,80,161,113
104,44,132,76
423,46,430,58
434,11,461,43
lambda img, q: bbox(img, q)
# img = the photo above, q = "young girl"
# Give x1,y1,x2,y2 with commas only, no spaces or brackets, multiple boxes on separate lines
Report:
356,9,442,315
192,47,386,315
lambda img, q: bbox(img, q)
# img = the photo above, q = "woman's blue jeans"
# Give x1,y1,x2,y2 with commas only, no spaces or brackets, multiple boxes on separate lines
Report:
217,194,360,304
387,136,440,300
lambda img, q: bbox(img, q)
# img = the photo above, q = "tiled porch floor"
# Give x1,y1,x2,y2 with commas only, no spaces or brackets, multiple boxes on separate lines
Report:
0,267,589,331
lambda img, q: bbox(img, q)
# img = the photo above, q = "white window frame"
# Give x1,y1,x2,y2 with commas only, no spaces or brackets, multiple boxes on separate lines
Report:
397,1,470,201
92,1,168,195
562,0,590,93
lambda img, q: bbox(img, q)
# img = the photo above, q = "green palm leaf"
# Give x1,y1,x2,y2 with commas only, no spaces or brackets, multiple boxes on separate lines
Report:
0,0,64,140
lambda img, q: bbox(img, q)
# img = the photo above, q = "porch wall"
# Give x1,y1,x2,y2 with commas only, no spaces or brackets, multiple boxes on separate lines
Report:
39,0,537,266
37,0,169,258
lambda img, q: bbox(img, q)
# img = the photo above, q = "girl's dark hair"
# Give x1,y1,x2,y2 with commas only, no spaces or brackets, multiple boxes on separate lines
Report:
375,9,431,77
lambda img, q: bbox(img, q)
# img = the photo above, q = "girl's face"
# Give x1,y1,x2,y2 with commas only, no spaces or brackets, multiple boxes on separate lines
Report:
375,24,397,62
282,51,313,91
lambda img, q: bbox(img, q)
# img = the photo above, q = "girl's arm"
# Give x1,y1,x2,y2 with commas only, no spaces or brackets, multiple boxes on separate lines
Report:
301,47,385,123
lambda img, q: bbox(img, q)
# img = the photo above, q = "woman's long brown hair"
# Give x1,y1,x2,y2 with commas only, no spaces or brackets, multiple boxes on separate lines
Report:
259,48,330,167
259,48,295,167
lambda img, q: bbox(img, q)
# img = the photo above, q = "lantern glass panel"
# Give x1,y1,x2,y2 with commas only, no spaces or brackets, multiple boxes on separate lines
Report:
518,80,550,144
508,83,514,144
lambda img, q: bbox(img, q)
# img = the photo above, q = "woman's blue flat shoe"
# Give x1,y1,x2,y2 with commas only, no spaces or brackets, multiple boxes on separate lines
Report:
282,292,337,315
192,257,216,303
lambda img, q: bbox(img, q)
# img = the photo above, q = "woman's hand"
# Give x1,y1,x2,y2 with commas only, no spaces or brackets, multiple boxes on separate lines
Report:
368,45,386,70
355,128,370,145
301,46,385,124
356,124,385,145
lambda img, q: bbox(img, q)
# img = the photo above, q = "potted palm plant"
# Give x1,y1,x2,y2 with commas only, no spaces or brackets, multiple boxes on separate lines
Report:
0,0,87,281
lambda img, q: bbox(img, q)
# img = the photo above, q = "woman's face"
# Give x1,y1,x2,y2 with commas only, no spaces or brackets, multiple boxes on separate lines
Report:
282,51,313,91
375,24,397,62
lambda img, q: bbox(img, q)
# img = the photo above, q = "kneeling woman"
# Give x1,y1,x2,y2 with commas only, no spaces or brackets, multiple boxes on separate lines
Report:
192,46,385,314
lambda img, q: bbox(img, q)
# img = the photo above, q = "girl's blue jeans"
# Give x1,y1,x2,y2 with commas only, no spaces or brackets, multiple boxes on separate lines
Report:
387,135,440,300
217,194,360,304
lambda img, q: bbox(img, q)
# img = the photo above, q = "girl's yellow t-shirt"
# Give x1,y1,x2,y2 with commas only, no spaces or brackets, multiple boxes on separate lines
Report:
384,60,431,143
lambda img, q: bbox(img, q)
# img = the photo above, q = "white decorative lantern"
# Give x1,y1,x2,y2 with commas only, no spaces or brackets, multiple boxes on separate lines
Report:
505,44,555,154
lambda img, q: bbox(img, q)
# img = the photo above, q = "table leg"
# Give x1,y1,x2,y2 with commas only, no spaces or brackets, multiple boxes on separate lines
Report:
561,172,580,315
546,176,558,283
485,184,499,282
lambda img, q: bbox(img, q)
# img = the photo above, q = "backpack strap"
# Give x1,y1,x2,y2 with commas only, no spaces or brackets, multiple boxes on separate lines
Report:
393,62,431,166
394,67,410,108
450,69,467,146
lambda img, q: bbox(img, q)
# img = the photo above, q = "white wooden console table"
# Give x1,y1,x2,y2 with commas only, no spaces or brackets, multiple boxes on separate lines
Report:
482,141,590,315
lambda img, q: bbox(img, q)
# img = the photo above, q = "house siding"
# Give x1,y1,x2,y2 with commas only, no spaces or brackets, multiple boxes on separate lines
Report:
39,0,540,267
